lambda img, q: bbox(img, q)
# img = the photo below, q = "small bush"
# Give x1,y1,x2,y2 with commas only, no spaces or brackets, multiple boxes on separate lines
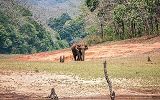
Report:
34,68,39,73
103,26,115,41
84,34,103,45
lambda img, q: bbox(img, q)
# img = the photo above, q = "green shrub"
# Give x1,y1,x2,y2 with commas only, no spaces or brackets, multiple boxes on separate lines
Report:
103,26,115,41
84,34,103,45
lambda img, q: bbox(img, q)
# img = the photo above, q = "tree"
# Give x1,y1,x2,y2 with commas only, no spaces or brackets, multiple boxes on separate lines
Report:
48,13,87,44
85,0,99,12
48,13,71,32
0,0,66,54
85,0,159,42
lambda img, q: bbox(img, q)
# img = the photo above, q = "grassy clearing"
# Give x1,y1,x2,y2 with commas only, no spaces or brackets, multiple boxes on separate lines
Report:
0,56,160,79
0,54,21,59
0,54,160,87
0,59,103,79
0,54,160,94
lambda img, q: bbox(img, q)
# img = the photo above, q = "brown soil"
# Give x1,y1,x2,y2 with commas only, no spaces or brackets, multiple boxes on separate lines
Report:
13,36,160,62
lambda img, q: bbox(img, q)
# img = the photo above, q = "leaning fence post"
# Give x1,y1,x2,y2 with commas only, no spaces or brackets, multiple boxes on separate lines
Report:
103,60,115,100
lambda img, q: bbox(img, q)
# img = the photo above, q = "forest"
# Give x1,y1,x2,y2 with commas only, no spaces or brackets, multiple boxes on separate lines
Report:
0,0,159,54
85,0,160,41
0,0,69,54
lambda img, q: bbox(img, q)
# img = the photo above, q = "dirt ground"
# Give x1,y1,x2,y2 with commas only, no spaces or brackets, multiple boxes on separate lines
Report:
1,36,160,99
1,70,160,100
14,36,160,62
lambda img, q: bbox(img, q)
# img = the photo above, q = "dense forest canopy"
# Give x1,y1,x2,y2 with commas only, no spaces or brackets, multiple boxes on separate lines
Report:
48,13,87,44
0,0,69,54
85,0,160,41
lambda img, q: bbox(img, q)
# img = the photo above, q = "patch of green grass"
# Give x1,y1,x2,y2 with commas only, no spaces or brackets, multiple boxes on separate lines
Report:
0,55,160,86
0,56,159,95
0,54,21,59
0,59,104,79
108,56,160,79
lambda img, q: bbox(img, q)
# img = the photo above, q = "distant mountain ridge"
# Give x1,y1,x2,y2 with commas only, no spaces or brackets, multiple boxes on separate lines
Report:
15,0,84,25
28,0,68,5
18,0,70,7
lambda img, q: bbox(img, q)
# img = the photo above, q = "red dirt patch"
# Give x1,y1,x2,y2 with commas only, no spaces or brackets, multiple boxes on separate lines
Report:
13,36,160,62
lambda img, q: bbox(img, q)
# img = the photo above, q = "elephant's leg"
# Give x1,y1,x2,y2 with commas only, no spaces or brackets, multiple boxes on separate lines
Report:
77,54,80,61
73,54,77,61
79,51,83,61
72,49,77,61
81,49,85,61
77,51,81,61
72,52,77,61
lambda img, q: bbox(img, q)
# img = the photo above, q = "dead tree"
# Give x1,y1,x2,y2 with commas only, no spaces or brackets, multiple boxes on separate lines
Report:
103,61,115,100
148,56,151,62
60,55,65,63
49,88,58,100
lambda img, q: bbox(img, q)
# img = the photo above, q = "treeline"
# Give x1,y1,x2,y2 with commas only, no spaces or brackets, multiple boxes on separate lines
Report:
85,0,160,42
0,0,68,54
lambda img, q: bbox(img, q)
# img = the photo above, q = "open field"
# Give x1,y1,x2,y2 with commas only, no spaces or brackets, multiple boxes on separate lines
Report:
1,55,160,99
1,55,160,82
0,36,160,99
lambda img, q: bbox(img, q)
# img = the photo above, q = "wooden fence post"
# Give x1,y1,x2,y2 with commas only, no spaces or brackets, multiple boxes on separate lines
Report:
103,60,115,100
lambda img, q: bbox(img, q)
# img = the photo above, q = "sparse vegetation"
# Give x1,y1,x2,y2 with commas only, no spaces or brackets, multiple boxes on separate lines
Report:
0,55,160,87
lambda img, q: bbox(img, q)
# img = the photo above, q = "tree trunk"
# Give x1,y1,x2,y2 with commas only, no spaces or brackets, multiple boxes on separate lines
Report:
122,20,125,39
113,21,119,37
148,16,154,34
103,61,115,100
143,18,149,35
131,19,136,37
155,16,159,34
81,49,85,61
100,23,104,39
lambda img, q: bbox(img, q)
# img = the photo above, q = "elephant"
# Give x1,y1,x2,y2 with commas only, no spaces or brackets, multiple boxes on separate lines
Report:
71,44,88,61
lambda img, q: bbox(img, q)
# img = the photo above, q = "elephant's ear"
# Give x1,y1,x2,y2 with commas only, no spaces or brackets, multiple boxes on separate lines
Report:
85,45,88,50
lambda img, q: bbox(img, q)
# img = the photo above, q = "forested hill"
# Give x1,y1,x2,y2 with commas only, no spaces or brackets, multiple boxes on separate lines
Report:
46,0,160,47
15,0,84,25
0,0,68,54
0,0,159,54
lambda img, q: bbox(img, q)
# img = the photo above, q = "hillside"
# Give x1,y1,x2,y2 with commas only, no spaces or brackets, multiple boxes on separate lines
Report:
15,0,84,25
0,0,69,54
14,36,160,62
